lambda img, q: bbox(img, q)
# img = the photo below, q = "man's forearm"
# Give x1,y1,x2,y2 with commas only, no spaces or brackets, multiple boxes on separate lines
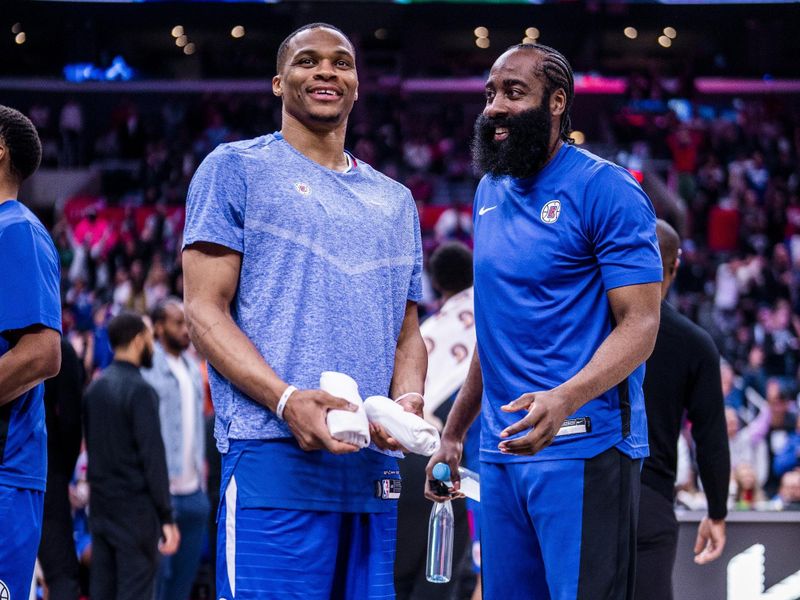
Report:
442,349,483,441
390,307,427,399
557,306,659,414
185,298,286,411
0,329,61,406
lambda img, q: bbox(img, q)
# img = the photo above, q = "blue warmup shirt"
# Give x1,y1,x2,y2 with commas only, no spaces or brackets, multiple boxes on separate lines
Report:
184,133,421,512
0,200,62,491
473,143,661,463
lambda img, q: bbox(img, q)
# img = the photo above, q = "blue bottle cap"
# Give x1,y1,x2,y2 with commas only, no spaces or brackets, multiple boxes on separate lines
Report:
432,463,451,482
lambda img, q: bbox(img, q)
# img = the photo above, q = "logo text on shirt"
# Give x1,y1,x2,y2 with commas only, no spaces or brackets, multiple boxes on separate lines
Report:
540,200,561,224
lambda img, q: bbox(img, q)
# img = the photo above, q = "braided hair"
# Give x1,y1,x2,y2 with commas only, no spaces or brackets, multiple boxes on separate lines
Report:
512,43,574,142
0,105,42,183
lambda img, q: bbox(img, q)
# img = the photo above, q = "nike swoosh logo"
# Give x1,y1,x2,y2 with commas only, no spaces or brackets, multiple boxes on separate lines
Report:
479,205,498,216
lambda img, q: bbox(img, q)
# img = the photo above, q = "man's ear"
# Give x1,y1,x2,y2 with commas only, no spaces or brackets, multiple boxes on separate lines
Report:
272,75,282,98
550,88,567,118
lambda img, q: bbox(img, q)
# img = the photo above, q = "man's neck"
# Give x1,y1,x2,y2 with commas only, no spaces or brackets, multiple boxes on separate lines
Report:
0,185,19,206
114,349,140,367
280,114,350,172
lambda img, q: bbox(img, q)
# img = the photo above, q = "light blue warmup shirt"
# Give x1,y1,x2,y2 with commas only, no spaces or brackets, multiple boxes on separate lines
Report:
473,143,662,464
184,133,422,512
0,200,62,491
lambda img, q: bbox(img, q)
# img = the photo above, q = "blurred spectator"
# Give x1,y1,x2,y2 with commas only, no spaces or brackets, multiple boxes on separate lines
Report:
143,299,209,600
770,470,800,511
726,406,769,489
772,413,800,479
731,463,768,510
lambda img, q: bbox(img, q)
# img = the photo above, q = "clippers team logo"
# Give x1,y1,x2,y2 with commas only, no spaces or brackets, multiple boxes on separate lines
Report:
294,182,311,196
540,200,561,224
0,580,9,600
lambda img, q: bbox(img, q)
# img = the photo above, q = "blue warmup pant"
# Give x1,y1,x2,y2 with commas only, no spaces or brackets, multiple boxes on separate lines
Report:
0,485,44,600
216,475,397,600
480,448,641,600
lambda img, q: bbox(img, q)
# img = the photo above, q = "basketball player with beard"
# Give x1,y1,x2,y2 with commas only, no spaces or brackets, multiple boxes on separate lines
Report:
426,44,662,599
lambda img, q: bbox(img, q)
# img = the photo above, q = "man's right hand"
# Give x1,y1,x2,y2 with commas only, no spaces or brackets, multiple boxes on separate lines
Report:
424,435,464,502
159,523,180,556
282,389,361,455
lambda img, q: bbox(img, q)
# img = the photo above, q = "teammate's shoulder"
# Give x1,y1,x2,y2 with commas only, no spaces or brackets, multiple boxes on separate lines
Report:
0,202,51,247
662,302,718,353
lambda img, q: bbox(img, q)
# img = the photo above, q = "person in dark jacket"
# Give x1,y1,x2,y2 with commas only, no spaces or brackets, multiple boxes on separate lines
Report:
83,312,180,600
38,339,84,600
636,220,730,600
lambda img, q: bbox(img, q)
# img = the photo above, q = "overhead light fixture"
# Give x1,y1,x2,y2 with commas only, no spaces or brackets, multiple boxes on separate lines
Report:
624,27,638,39
231,26,245,39
474,27,489,39
171,25,184,38
658,35,672,48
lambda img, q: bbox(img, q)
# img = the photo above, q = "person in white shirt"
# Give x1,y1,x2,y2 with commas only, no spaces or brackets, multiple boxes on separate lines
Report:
143,298,209,600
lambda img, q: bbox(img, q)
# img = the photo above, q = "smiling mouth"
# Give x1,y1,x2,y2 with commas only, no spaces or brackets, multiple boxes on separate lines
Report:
494,127,509,141
308,88,343,101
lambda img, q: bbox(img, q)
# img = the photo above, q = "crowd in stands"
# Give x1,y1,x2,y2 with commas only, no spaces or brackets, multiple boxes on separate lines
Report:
20,86,800,595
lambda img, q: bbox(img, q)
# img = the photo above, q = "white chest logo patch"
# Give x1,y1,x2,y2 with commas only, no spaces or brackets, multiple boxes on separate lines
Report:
540,200,561,224
0,580,9,600
295,182,311,196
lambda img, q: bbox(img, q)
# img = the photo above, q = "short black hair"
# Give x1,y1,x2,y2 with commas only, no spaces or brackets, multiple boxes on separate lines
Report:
150,297,182,326
107,312,146,350
276,22,353,73
0,105,42,183
511,44,574,142
429,241,473,295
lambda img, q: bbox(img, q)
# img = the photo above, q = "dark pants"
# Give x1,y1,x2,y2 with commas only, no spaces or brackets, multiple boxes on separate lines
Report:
156,489,211,600
38,472,81,600
635,483,678,600
394,453,472,600
90,511,161,600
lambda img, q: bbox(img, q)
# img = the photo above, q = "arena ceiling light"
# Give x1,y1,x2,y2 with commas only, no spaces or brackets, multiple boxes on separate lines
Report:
663,27,677,39
658,35,672,48
374,28,388,40
474,26,489,39
175,34,188,48
184,42,196,56
15,32,26,45
476,37,490,49
571,131,586,145
525,27,539,39
231,25,245,39
171,25,184,38
11,23,22,34
624,27,638,39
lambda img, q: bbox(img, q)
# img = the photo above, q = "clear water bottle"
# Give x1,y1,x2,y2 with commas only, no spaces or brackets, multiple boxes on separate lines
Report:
425,499,454,583
432,463,481,502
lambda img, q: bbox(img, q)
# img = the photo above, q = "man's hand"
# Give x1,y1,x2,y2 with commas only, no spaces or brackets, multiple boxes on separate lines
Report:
424,435,464,502
159,523,181,556
694,517,726,565
497,390,572,456
371,393,424,451
282,389,361,454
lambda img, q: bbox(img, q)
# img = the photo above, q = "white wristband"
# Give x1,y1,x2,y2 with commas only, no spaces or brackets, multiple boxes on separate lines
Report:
276,385,297,421
394,391,424,404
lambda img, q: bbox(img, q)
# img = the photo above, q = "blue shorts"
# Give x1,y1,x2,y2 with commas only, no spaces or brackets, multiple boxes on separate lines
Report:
0,485,44,600
216,475,397,600
480,448,641,600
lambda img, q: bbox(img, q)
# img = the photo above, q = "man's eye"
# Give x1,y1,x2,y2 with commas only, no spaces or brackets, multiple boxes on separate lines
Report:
485,91,495,101
298,58,314,66
336,60,352,68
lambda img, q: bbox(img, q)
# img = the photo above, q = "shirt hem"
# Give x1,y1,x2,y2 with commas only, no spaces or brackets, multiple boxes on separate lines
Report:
0,474,47,492
603,269,663,292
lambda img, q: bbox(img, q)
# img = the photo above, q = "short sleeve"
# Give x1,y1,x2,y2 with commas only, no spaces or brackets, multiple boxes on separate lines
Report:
0,223,62,335
586,165,662,291
407,192,423,302
183,146,246,253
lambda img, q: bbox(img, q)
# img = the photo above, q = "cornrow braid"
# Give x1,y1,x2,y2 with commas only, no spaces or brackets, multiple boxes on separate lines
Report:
276,22,353,74
0,104,42,183
512,43,575,142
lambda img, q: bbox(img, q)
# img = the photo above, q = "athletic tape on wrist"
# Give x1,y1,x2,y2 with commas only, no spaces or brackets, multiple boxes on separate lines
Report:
276,385,297,420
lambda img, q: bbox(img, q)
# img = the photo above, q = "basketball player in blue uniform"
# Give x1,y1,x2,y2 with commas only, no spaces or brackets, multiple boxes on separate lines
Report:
182,24,427,599
0,106,62,600
426,44,662,599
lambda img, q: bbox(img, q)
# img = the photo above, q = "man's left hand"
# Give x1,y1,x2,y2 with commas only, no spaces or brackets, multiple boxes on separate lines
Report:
370,393,423,451
497,390,571,456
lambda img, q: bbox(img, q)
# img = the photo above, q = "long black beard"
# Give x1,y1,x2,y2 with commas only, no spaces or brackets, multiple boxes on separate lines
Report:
471,101,554,180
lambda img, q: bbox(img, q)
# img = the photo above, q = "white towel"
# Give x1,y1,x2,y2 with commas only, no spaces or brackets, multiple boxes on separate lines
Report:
363,395,441,456
320,371,370,449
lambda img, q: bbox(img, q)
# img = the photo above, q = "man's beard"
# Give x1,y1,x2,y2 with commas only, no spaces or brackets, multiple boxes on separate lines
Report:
471,99,554,180
140,344,154,369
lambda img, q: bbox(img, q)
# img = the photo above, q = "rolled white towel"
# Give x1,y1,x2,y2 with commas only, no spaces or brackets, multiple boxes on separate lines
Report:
320,371,370,449
363,395,441,456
